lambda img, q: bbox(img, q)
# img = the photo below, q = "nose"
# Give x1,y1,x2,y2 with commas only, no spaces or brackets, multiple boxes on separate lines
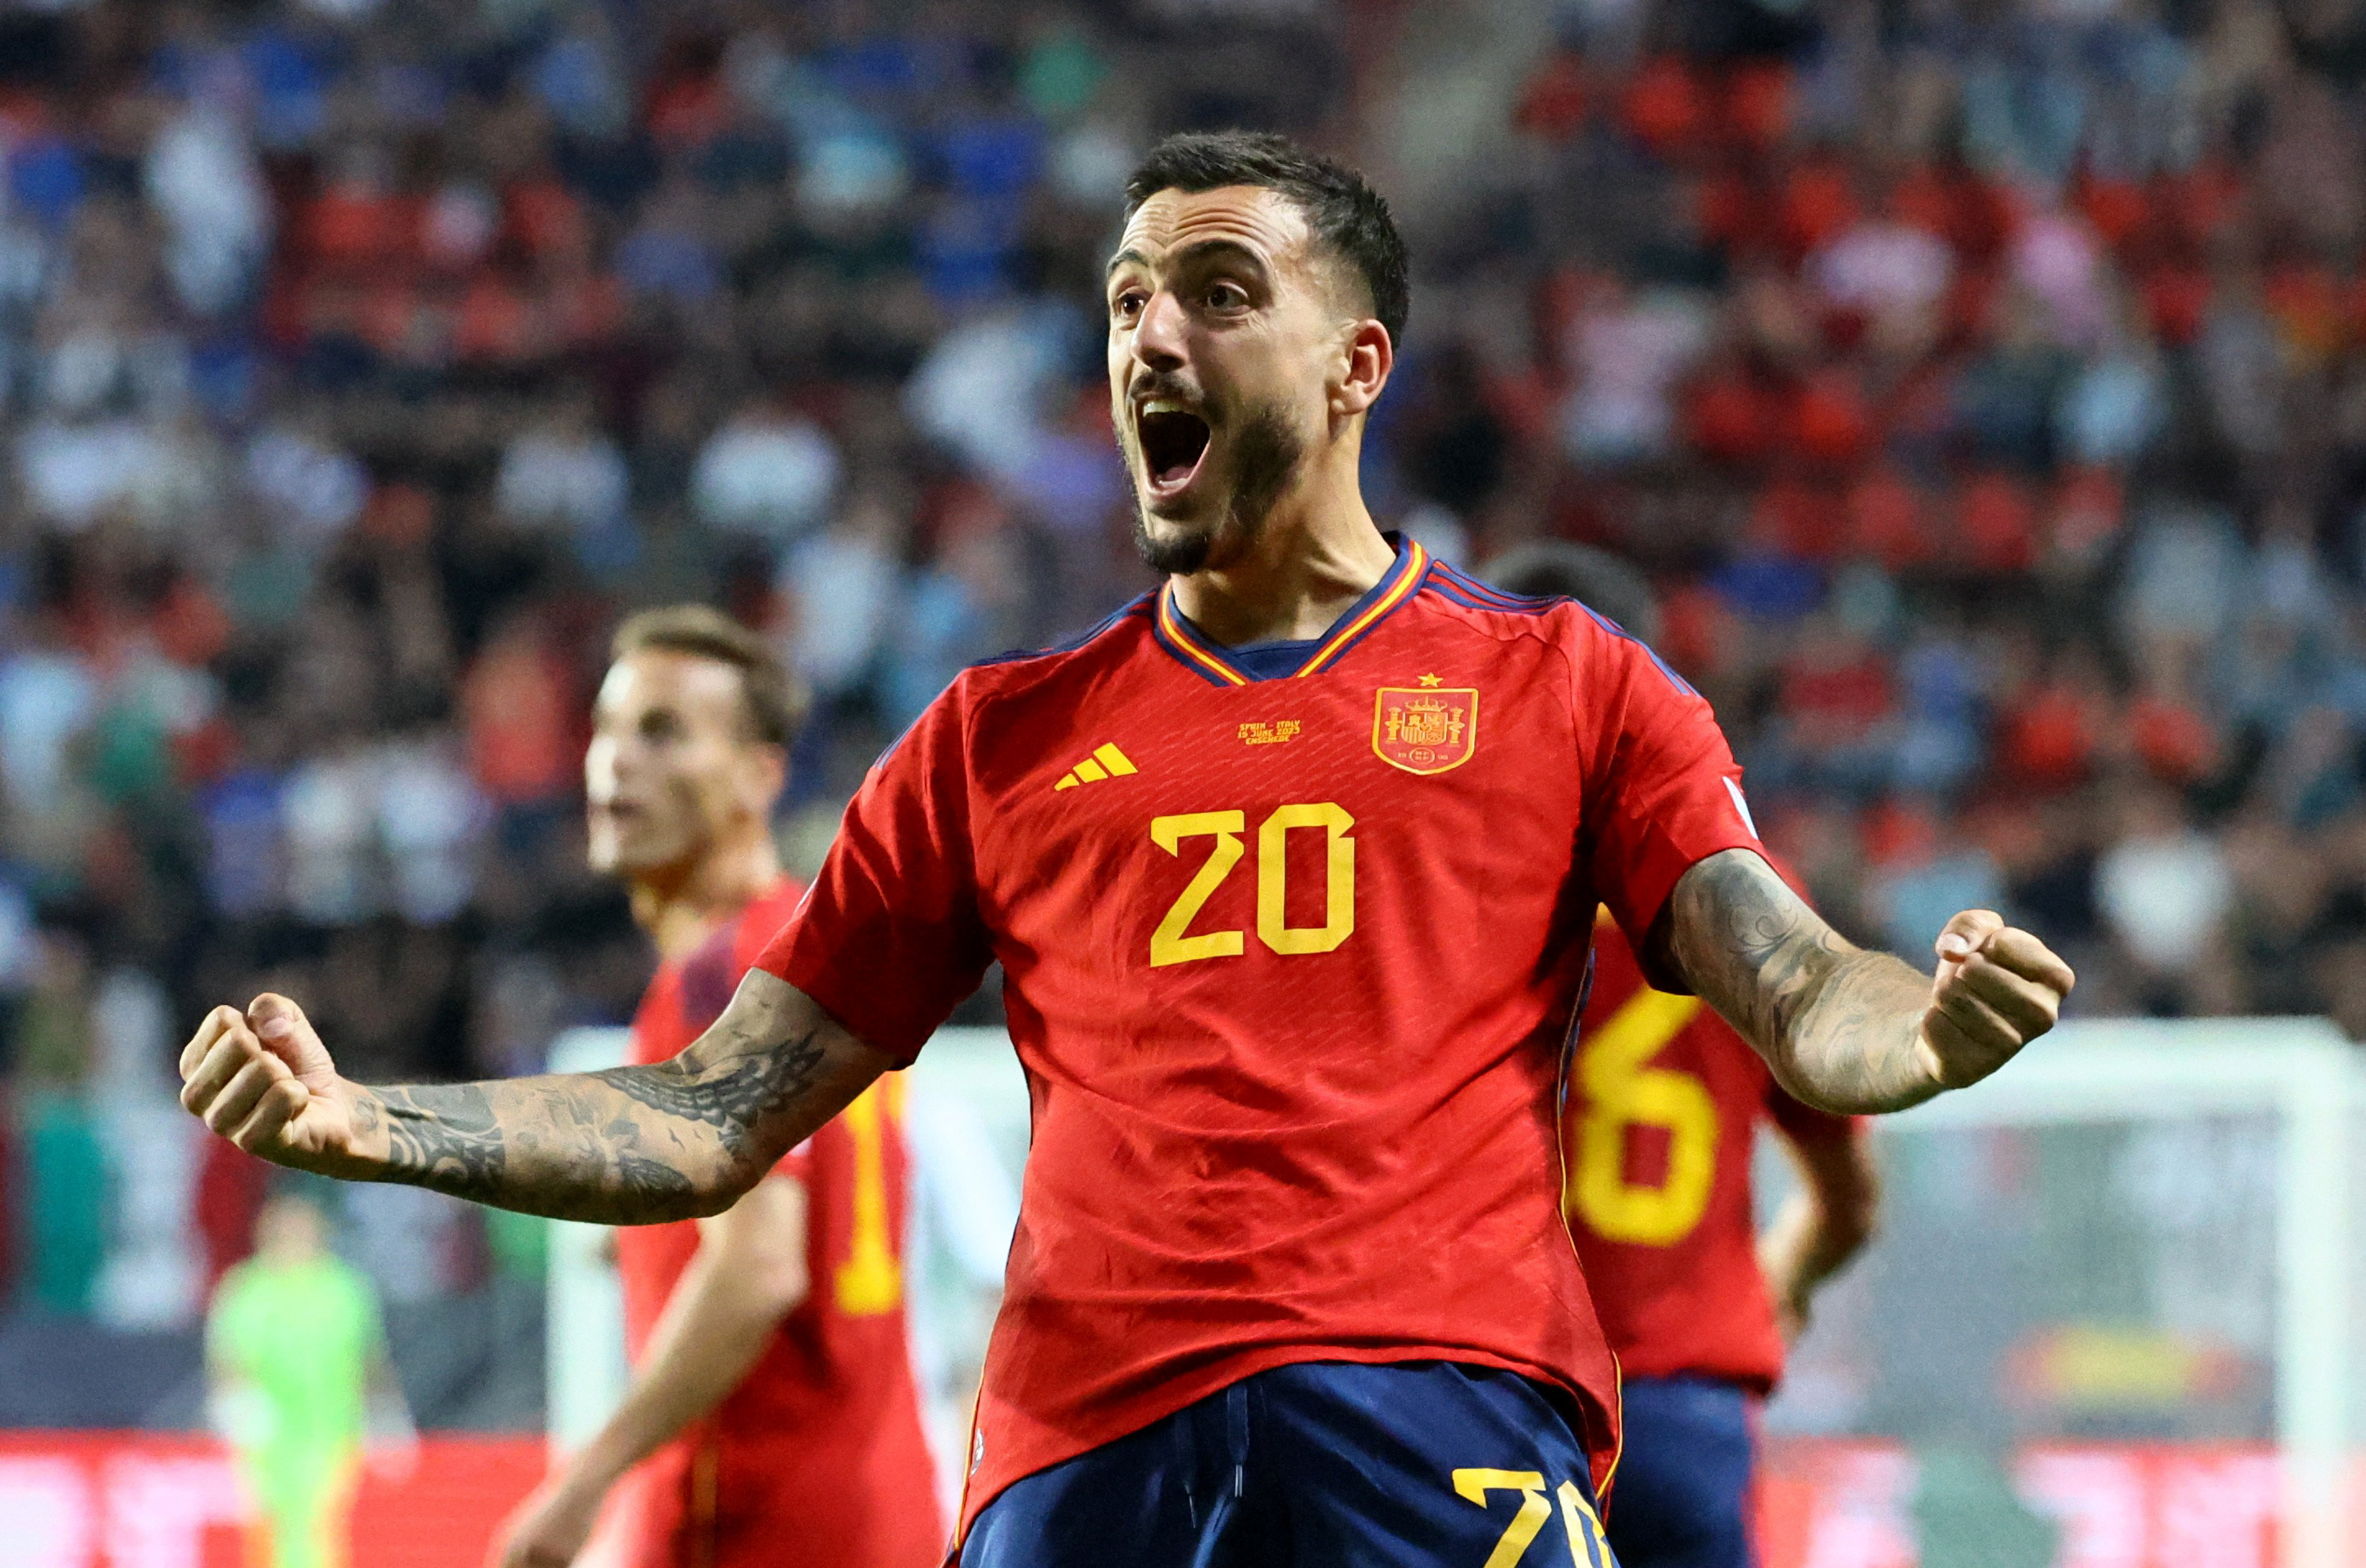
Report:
1131,288,1188,373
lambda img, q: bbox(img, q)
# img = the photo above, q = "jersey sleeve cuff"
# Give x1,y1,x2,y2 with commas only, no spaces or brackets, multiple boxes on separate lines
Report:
1606,832,1770,993
758,939,933,1069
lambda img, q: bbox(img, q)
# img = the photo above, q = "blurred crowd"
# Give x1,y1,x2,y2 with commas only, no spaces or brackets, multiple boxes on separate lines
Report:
2,0,2365,1355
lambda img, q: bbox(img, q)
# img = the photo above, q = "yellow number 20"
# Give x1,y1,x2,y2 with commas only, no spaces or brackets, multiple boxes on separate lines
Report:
1150,803,1355,967
1567,988,1720,1247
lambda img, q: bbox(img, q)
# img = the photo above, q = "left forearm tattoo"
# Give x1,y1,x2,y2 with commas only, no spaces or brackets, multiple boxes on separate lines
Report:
1659,849,1938,1114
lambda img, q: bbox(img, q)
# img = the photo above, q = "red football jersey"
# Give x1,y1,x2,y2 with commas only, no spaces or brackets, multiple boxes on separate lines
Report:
1563,916,1863,1393
614,878,944,1568
756,540,1765,1542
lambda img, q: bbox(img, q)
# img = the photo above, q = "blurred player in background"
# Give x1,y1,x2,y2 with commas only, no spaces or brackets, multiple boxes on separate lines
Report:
492,607,941,1568
1490,543,1880,1568
180,134,2073,1567
207,1184,412,1568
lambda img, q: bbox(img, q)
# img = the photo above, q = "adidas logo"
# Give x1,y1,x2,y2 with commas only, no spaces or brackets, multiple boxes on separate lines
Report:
1053,743,1140,790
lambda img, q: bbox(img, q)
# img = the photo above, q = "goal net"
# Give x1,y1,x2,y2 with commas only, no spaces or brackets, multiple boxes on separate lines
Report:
1759,1018,2359,1568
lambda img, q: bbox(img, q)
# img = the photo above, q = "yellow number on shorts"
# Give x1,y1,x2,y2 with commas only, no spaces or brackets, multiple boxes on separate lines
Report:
1453,1470,1552,1568
832,1079,902,1316
1149,804,1355,966
1453,1470,1612,1568
1557,1480,1611,1566
1567,987,1720,1247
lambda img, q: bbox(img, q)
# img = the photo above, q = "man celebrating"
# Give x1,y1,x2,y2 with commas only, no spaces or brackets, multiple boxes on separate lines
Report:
180,134,2072,1567
489,607,940,1568
1490,542,1880,1568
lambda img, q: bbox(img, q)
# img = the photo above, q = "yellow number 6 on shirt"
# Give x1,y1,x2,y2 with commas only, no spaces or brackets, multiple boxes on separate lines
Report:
1567,988,1719,1247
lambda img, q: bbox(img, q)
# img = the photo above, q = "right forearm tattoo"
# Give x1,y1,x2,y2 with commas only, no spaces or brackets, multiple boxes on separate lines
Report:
353,1079,698,1217
1662,849,1939,1114
349,998,870,1224
352,1084,508,1204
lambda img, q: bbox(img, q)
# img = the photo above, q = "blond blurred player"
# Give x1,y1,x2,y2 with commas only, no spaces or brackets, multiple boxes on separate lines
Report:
491,607,941,1568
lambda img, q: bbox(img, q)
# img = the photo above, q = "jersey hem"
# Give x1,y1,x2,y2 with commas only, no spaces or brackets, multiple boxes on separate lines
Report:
1611,1360,1780,1397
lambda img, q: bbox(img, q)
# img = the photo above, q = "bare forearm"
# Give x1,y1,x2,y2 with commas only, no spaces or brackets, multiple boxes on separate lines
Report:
1663,850,1940,1113
567,1249,782,1488
340,979,887,1224
1759,1188,1871,1302
344,1070,743,1222
1759,1125,1880,1338
1773,948,1941,1113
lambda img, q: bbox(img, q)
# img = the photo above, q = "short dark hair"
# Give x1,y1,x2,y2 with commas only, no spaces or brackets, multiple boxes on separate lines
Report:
1124,130,1410,346
611,605,808,748
1481,542,1663,646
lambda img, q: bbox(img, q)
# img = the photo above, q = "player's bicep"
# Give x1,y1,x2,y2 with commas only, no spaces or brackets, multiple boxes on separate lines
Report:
1654,848,1858,1065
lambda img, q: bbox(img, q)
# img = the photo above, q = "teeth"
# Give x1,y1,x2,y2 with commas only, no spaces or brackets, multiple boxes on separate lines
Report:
1141,400,1191,416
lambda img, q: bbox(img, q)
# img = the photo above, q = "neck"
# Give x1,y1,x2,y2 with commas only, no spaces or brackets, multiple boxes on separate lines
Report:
627,827,783,962
1167,442,1395,647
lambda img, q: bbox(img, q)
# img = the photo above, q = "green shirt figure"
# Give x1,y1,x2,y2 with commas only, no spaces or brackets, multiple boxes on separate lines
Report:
207,1189,410,1568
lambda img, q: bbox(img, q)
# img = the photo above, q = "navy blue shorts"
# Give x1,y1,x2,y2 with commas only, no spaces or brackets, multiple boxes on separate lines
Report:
1601,1375,1756,1568
959,1361,1619,1567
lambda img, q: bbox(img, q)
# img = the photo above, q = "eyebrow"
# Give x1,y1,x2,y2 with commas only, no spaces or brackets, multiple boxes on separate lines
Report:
1103,237,1272,281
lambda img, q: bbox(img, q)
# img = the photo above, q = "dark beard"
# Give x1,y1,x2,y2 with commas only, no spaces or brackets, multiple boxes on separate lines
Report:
1131,402,1305,575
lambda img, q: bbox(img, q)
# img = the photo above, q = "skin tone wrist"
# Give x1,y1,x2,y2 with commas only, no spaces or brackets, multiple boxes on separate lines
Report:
1658,848,2073,1115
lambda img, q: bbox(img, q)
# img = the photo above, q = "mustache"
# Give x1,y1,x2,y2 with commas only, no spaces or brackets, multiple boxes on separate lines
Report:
1127,372,1207,411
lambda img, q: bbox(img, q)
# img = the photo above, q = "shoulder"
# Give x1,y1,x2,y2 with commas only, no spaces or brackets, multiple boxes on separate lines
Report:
212,1260,261,1307
961,593,1157,701
730,879,808,970
1421,561,1642,659
880,593,1158,770
1423,557,1572,623
1417,561,1699,702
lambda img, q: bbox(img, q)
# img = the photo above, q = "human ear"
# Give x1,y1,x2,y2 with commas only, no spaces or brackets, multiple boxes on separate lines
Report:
1331,320,1393,419
737,744,787,819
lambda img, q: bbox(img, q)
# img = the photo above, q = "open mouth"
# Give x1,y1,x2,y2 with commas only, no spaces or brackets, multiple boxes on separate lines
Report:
1137,402,1212,497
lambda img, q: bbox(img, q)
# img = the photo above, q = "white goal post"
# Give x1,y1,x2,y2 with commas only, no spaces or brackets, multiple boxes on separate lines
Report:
1881,1018,2355,1568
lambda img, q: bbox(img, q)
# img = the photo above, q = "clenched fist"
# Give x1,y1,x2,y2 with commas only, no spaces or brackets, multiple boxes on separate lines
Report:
1913,910,2076,1091
179,994,368,1173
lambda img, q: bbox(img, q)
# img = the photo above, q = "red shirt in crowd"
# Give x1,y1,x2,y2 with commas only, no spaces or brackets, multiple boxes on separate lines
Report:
1564,917,1863,1393
615,878,944,1568
756,540,1765,1543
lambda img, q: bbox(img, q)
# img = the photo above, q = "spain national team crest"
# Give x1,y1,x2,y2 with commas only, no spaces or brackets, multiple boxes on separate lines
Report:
1373,683,1479,775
